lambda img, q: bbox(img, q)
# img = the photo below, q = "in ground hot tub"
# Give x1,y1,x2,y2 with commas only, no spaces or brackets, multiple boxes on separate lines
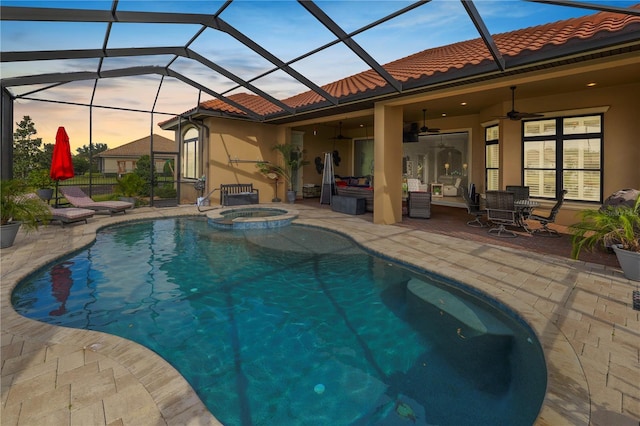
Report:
207,207,297,229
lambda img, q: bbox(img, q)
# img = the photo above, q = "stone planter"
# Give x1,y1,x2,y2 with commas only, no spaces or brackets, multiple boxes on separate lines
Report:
1,221,21,249
612,244,640,281
286,190,296,204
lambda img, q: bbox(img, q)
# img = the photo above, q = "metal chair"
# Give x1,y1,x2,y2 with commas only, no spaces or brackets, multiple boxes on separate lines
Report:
485,191,519,238
462,185,485,227
530,190,568,237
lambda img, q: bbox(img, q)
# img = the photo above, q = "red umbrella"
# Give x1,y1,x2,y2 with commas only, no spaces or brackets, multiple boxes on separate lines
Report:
50,127,75,206
50,127,75,180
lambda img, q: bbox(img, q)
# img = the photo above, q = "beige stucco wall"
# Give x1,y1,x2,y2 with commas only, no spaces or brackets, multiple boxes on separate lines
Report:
488,81,640,224
101,156,172,175
195,118,282,205
178,80,638,226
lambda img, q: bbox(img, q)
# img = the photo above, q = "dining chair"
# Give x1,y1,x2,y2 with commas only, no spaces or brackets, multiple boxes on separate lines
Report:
530,189,568,237
485,190,519,237
462,185,485,227
505,185,530,202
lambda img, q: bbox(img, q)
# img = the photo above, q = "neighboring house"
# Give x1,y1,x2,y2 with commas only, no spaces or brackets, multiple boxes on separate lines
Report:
97,134,176,176
161,8,640,226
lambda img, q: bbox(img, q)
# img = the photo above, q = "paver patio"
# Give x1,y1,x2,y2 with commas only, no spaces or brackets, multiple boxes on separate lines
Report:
1,203,638,425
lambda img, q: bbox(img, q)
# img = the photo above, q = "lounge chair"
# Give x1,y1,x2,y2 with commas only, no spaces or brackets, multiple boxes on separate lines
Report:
60,186,132,215
26,193,95,226
49,206,95,226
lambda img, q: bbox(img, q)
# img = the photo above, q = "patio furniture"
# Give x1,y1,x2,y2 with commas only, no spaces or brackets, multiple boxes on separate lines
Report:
444,177,462,197
462,186,485,227
506,185,530,202
220,183,259,206
335,186,373,212
331,195,366,215
60,186,132,215
530,190,568,237
25,193,95,226
485,191,520,238
408,191,431,218
49,206,95,226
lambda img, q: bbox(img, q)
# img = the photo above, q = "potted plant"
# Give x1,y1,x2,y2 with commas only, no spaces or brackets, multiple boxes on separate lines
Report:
257,143,308,203
28,169,54,202
569,194,640,281
114,173,144,207
1,179,52,248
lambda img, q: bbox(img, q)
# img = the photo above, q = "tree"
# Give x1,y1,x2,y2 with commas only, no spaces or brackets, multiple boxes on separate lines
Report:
75,143,108,173
38,143,55,170
72,156,90,175
134,155,153,196
12,116,43,180
75,143,108,158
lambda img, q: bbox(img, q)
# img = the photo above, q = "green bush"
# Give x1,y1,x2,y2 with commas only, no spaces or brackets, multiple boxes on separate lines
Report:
155,184,177,199
115,173,144,197
28,169,53,189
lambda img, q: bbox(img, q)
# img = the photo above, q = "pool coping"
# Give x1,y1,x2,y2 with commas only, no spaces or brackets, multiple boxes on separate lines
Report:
206,206,298,229
2,204,638,425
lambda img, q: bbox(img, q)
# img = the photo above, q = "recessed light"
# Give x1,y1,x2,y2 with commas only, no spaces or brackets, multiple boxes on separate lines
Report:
441,113,447,117
586,82,597,87
460,102,467,106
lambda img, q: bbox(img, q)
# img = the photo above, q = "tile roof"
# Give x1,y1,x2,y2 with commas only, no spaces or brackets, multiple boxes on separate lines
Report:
98,134,175,157
170,7,640,121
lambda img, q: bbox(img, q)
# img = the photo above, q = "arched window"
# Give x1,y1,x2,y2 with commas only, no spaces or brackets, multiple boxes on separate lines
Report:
182,128,199,179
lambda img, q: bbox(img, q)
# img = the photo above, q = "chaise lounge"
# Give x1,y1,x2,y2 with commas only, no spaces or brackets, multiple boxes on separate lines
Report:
26,193,95,226
60,186,132,215
49,205,95,226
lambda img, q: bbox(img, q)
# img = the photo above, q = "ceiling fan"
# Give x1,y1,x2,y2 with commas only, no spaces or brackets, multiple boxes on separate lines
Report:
499,86,544,121
419,109,440,134
330,121,350,140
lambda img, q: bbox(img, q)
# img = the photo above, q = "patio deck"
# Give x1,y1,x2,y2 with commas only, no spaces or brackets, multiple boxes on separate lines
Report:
1,202,638,425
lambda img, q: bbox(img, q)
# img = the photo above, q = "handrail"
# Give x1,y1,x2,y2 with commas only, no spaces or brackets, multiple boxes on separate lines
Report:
197,187,219,212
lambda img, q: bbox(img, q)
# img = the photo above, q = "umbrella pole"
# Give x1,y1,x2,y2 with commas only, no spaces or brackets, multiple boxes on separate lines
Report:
55,181,59,207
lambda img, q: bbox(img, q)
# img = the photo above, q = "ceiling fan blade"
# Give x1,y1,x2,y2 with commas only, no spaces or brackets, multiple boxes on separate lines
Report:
330,121,350,140
419,109,439,134
494,87,542,120
517,112,544,119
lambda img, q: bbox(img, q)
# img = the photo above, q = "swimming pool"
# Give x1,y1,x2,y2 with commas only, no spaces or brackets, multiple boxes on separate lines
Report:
12,218,546,425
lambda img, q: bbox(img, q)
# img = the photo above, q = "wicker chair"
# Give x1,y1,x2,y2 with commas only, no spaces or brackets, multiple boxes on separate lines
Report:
485,191,519,238
505,185,530,202
462,186,485,227
530,189,568,237
408,191,431,218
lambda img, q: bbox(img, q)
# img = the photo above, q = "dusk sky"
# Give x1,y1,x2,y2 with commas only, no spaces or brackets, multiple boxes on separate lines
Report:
2,0,636,152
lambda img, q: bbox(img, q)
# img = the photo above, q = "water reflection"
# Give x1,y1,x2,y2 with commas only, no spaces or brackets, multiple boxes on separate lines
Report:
49,261,73,316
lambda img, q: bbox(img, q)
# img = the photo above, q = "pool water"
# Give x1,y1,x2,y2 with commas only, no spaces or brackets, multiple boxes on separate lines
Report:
12,218,546,425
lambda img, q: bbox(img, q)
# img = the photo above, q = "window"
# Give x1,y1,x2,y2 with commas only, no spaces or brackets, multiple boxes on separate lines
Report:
182,128,199,179
354,138,374,177
523,115,602,202
485,125,499,191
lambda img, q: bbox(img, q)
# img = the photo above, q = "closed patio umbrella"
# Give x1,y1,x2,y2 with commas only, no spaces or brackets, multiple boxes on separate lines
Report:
50,127,75,206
